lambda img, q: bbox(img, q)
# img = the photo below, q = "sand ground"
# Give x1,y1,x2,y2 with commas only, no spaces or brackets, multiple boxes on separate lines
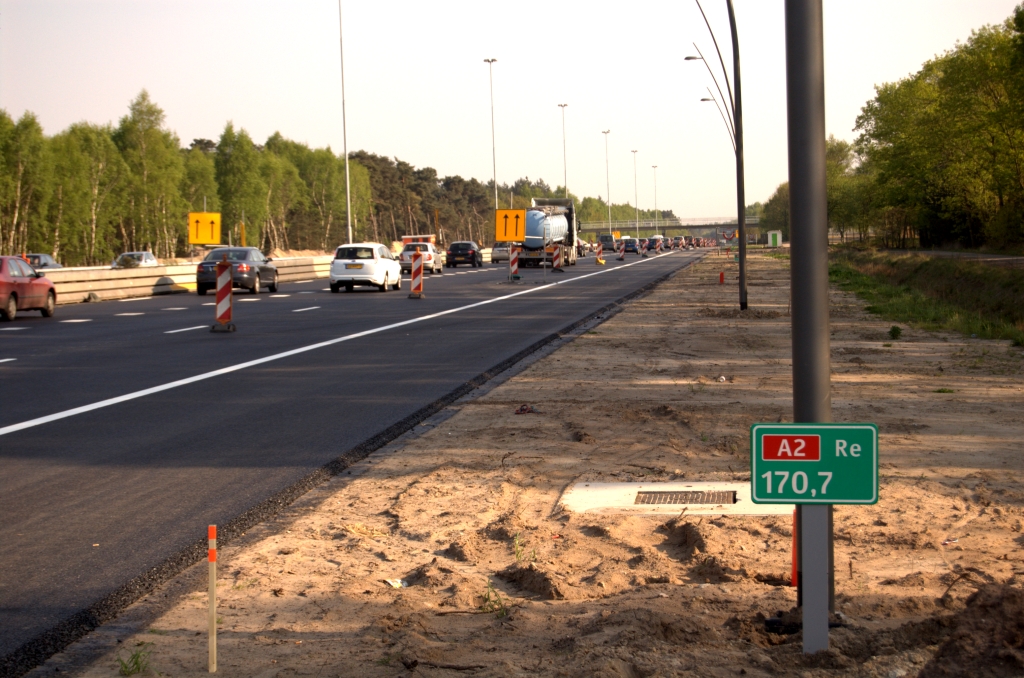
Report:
39,252,1024,678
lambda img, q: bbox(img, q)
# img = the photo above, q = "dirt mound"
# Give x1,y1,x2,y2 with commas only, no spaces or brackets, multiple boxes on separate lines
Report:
918,584,1024,677
441,540,478,564
658,518,727,560
483,511,529,542
404,558,455,588
497,563,587,600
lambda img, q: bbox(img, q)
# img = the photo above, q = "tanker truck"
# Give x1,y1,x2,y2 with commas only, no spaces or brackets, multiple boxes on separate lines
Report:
520,198,579,267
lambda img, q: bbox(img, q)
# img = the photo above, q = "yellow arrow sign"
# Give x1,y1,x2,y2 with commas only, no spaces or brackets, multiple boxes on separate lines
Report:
495,209,526,242
188,212,221,245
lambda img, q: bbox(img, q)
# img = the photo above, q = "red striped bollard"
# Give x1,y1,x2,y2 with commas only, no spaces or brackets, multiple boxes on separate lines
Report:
617,242,625,260
208,525,217,672
408,251,424,298
552,244,563,272
509,246,520,281
210,256,236,333
595,243,602,259
657,240,663,253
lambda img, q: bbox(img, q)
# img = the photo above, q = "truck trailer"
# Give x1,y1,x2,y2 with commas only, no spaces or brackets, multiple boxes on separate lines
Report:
520,198,579,267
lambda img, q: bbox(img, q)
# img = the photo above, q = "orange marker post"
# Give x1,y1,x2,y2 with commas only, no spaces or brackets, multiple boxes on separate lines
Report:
208,525,217,672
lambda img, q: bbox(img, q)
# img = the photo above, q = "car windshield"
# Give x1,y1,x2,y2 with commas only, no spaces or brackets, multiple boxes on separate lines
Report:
204,249,251,262
28,255,42,265
493,242,508,248
450,243,473,252
336,247,375,260
402,244,428,252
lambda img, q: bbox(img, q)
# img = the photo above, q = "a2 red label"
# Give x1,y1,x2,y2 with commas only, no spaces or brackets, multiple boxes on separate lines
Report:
761,434,821,461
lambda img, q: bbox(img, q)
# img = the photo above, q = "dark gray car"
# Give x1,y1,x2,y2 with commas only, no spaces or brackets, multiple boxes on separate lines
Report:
26,254,62,269
195,247,278,295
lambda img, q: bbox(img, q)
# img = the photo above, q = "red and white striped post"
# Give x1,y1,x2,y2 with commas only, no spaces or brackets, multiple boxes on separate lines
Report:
211,257,235,333
617,242,625,261
509,246,519,280
408,251,424,299
657,239,663,254
595,243,602,260
552,244,562,271
208,525,217,673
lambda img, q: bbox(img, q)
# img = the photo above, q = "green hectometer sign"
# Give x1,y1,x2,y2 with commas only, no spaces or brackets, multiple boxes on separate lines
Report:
750,423,878,504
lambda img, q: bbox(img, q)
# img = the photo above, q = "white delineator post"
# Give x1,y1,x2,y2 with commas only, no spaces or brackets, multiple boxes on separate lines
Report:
408,251,424,299
211,257,235,333
208,525,217,673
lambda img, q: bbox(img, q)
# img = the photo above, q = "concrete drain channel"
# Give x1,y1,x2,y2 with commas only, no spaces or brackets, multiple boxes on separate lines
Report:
560,481,793,516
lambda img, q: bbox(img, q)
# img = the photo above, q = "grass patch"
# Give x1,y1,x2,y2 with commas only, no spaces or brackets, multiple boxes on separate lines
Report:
829,249,1024,346
480,582,509,618
116,643,152,676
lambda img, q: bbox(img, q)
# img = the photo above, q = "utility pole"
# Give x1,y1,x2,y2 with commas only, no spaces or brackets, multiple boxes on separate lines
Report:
631,150,639,238
652,166,658,232
558,104,569,198
338,0,352,244
485,58,498,210
786,0,832,654
602,130,611,234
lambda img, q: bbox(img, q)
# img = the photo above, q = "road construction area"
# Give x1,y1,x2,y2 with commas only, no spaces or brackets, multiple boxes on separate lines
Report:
35,252,1024,678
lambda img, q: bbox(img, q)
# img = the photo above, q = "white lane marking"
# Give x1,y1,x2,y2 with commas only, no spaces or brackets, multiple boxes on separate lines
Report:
201,302,215,306
293,280,313,283
298,291,315,294
162,307,187,311
60,319,92,323
116,313,145,317
164,325,207,334
270,294,291,298
0,250,682,437
292,306,320,313
321,288,331,291
0,327,29,331
119,297,153,302
0,358,16,363
239,298,260,302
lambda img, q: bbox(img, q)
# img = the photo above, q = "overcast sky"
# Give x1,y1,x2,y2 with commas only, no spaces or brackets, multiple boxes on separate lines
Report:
1,1,1019,219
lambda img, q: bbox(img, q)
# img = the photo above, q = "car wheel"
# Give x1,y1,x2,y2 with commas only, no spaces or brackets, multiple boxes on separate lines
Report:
250,278,260,294
40,291,55,317
379,273,388,292
393,274,401,291
197,286,208,296
1,294,15,321
268,274,279,293
330,283,340,293
345,283,354,293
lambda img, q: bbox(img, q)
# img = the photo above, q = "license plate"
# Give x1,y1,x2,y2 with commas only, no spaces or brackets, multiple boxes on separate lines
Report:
455,256,465,261
345,263,363,269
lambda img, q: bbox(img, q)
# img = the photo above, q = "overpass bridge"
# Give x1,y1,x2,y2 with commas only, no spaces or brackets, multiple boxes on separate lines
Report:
579,216,759,237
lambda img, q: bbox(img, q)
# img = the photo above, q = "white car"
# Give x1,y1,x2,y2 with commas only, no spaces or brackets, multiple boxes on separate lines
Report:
112,252,158,269
399,243,442,274
490,242,511,263
330,243,402,293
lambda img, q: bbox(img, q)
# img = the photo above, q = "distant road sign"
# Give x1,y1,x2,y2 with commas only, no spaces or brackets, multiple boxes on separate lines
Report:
189,212,221,245
750,423,878,504
612,231,621,239
495,209,526,242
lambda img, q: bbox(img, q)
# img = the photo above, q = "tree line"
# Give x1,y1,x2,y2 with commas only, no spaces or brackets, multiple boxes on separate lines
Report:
759,5,1024,251
0,91,670,266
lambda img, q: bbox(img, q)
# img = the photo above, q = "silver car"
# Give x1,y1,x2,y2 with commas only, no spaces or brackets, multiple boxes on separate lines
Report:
490,242,511,263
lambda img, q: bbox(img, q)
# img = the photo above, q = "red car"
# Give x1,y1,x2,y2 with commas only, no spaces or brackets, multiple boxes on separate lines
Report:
1,256,57,320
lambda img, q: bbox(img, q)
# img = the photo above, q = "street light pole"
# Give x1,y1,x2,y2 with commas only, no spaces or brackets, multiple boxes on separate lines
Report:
484,58,498,210
687,0,749,310
631,150,639,238
558,104,568,198
652,165,658,232
602,130,611,234
337,0,352,244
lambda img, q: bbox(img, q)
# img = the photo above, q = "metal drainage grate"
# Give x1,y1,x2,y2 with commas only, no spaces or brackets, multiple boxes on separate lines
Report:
634,490,737,506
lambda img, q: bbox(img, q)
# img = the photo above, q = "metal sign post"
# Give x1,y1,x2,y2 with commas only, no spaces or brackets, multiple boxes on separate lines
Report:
786,0,832,654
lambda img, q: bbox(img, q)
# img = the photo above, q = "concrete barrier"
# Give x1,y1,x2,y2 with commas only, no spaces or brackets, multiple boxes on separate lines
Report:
44,256,335,305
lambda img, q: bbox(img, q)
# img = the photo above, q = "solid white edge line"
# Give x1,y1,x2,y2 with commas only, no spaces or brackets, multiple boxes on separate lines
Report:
292,306,320,312
0,358,16,363
164,325,208,334
0,251,684,437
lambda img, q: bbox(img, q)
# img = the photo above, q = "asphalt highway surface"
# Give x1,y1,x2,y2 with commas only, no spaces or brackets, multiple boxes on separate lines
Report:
0,249,703,666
